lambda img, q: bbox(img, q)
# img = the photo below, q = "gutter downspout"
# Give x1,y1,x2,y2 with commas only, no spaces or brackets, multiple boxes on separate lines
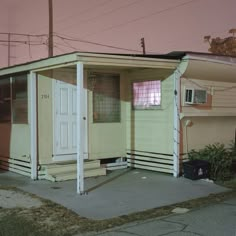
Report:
173,59,189,177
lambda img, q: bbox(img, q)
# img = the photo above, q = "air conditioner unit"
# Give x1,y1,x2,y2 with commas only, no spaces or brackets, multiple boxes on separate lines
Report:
185,89,207,104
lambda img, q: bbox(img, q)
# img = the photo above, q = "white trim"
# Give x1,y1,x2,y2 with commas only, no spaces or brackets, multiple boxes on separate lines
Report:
173,71,181,177
76,62,85,194
0,52,179,76
183,54,236,66
180,112,236,119
30,72,37,180
83,86,88,160
52,79,57,158
52,154,77,162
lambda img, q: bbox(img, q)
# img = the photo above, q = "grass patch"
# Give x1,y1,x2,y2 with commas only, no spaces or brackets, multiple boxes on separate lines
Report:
0,214,57,236
216,174,236,190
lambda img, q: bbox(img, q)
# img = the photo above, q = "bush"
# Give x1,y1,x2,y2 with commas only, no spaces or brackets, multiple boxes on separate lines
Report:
188,143,233,181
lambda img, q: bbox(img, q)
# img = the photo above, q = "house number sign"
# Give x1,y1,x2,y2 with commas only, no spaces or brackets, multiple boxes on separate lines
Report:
41,94,50,99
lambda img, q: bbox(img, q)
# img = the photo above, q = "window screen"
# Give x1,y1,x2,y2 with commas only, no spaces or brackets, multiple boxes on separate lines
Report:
92,73,120,123
12,74,28,124
133,80,161,109
0,78,11,122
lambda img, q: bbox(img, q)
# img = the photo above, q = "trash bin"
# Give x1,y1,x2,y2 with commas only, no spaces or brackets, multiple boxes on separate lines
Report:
183,160,210,180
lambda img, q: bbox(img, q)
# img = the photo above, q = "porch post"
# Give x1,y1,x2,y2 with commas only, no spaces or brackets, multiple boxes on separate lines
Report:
173,70,180,177
76,62,85,194
30,72,37,180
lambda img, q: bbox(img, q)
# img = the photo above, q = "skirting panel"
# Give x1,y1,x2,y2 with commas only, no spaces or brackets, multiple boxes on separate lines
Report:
126,150,173,174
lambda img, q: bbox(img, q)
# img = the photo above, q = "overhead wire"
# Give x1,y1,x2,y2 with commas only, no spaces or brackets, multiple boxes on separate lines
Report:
28,35,32,59
54,40,82,51
82,0,196,38
54,0,112,27
53,33,142,53
58,0,143,32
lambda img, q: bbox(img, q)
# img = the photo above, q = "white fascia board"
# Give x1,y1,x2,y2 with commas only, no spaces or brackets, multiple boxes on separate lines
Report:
183,54,236,66
0,53,78,76
76,54,179,70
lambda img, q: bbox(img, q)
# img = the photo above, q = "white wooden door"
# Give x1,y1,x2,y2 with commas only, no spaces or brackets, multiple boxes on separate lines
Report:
53,80,77,161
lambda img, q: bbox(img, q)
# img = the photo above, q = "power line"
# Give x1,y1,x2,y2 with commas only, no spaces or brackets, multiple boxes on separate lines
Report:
0,32,48,37
82,0,196,38
12,0,112,37
58,0,143,32
55,0,111,27
55,39,81,51
48,0,53,57
54,33,142,53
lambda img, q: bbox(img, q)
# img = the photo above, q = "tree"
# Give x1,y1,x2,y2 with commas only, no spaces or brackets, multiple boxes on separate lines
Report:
204,29,236,56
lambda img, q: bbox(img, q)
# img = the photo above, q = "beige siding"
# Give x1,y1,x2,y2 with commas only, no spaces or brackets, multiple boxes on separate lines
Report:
181,77,236,153
10,124,30,160
126,70,174,155
88,70,126,159
181,78,236,114
37,73,53,164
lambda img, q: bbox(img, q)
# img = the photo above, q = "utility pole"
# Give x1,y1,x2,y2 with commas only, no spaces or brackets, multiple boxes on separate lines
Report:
140,37,146,55
48,0,53,57
8,33,11,66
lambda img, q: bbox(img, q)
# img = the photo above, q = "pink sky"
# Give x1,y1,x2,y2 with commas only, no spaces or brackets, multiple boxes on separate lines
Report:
0,0,235,68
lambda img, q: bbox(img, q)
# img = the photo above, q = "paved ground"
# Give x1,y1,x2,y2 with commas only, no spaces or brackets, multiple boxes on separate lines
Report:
0,189,42,208
82,197,236,236
0,169,229,219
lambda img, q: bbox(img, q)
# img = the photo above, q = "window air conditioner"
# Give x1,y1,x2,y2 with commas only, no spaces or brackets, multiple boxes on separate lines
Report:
185,89,207,104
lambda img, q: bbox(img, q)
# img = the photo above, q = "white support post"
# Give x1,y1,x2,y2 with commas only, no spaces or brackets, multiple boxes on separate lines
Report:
30,72,37,180
76,62,85,194
173,71,180,177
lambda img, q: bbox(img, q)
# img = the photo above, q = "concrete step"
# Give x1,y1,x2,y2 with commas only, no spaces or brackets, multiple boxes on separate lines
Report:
45,160,100,175
46,167,107,182
43,160,106,182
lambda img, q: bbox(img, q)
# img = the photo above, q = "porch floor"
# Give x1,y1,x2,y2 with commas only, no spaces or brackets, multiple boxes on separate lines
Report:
0,168,228,220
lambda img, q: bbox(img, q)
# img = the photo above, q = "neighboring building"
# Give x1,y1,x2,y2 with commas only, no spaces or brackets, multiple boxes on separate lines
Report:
0,51,235,193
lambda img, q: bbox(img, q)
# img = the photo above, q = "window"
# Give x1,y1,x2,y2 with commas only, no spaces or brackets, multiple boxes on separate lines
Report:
92,73,120,123
12,74,28,123
132,80,161,109
0,74,28,124
0,78,11,122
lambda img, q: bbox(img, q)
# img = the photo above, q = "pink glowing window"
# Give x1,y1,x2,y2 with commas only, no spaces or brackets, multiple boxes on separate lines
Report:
132,80,161,109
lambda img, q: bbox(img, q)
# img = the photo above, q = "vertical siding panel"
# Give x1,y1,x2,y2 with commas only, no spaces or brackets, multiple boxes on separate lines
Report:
125,69,174,173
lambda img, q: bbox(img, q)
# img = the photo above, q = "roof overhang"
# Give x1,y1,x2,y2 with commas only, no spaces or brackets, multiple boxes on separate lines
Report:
182,53,236,83
0,52,179,76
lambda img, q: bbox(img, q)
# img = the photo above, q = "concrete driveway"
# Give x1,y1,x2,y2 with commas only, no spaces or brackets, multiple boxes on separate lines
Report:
87,197,236,236
0,168,229,220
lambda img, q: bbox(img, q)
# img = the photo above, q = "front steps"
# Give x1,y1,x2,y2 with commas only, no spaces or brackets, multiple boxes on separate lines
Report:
41,160,106,182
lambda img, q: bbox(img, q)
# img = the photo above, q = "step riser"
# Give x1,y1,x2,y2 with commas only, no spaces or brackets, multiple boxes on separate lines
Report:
45,161,100,175
45,168,106,182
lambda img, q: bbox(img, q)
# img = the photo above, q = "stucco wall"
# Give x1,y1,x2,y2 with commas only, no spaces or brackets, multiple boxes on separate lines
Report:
182,116,236,152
